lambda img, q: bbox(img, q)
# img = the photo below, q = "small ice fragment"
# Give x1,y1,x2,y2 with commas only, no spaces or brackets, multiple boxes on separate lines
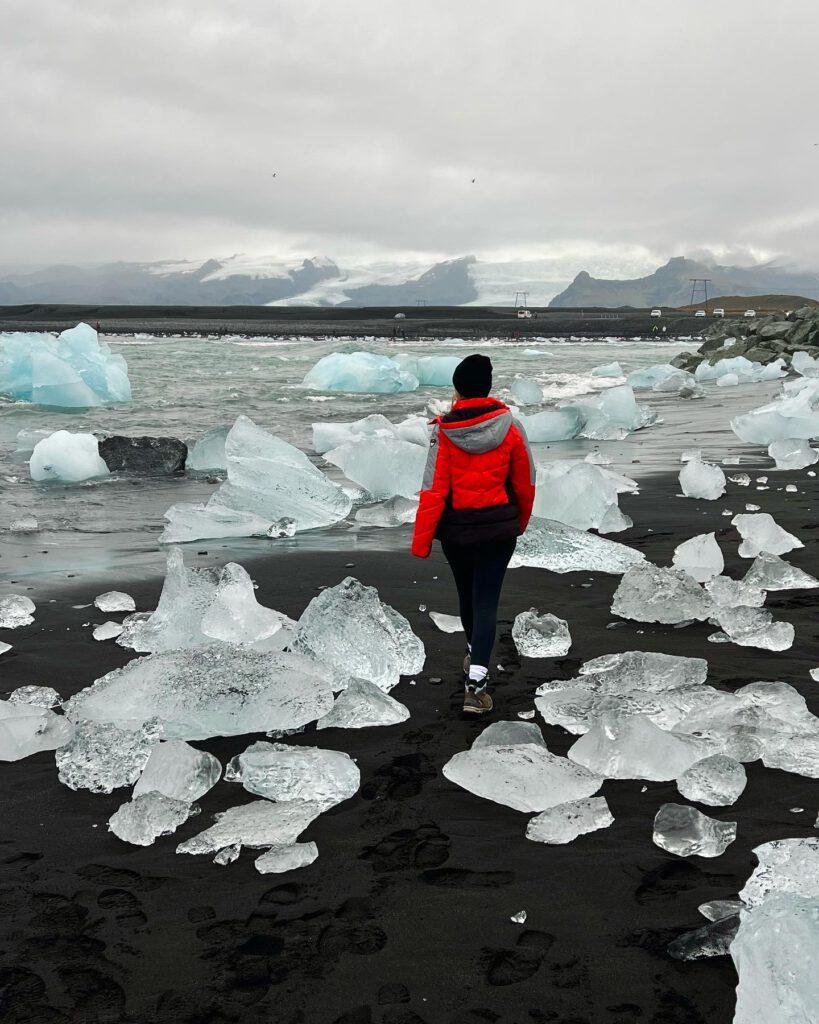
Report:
134,739,222,802
667,915,740,960
0,594,35,628
9,515,38,533
517,710,535,720
672,533,723,582
525,796,613,844
177,799,325,855
729,474,751,486
756,476,768,483
512,609,571,657
510,910,527,924
225,740,360,810
355,496,417,527
785,484,798,493
745,503,760,512
791,807,804,814
0,641,10,655
94,591,136,613
8,685,61,708
316,677,409,730
429,611,463,633
810,669,819,682
418,603,427,612
677,754,747,805
699,899,745,922
109,791,196,846
93,621,123,641
0,701,74,760
731,513,803,558
214,844,241,865
652,803,737,857
254,842,319,874
679,458,726,500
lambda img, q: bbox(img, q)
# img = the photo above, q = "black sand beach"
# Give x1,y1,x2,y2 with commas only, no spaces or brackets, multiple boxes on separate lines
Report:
1,471,817,1024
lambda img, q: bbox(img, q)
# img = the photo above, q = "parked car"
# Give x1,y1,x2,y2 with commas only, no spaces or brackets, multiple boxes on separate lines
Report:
694,309,707,317
713,308,725,317
393,312,406,320
744,309,756,318
650,309,662,318
516,308,533,319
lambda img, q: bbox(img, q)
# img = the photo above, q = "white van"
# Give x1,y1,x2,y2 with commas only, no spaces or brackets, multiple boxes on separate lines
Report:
713,308,725,317
650,309,662,318
744,309,756,318
694,310,706,317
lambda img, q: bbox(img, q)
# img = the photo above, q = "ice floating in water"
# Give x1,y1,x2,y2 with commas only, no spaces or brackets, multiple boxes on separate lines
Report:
64,646,334,740
93,621,123,641
768,438,818,470
317,677,410,730
0,323,131,407
742,551,818,591
533,461,638,533
696,355,785,385
568,714,708,780
226,740,359,810
177,799,324,856
161,416,352,542
0,594,35,628
627,363,681,389
391,353,460,387
677,754,747,805
611,563,713,624
731,513,802,558
731,378,819,444
29,431,110,484
56,718,161,793
572,384,656,440
429,611,463,633
293,577,424,692
672,533,723,582
9,514,38,533
255,842,319,874
510,517,644,574
9,685,61,708
109,792,197,846
94,590,135,613
324,435,425,500
0,701,73,761
511,376,543,405
312,413,429,455
591,361,623,378
134,739,222,802
710,606,794,651
512,609,571,657
518,406,585,442
443,721,602,813
525,796,614,844
678,457,726,500
355,496,418,527
652,802,736,857
187,425,229,472
303,351,419,393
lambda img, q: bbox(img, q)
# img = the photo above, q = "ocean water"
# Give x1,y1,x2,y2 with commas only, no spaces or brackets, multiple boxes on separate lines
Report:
0,334,777,590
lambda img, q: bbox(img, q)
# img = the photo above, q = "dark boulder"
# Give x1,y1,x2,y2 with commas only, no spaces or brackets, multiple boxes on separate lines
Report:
99,435,187,474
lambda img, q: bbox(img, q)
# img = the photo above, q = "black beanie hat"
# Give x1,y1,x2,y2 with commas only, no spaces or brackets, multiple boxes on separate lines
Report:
452,353,493,398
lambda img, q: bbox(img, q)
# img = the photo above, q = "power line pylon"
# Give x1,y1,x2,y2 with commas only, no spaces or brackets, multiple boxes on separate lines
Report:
689,278,711,311
514,291,529,309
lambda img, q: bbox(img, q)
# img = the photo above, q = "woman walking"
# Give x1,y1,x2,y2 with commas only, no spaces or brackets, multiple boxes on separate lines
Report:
411,354,536,714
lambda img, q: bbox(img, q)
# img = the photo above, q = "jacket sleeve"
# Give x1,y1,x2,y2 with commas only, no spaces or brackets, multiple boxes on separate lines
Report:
411,427,451,558
509,422,536,533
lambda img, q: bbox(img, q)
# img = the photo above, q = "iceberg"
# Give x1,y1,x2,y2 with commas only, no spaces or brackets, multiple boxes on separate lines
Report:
392,353,460,387
226,740,360,809
0,323,131,408
0,594,35,628
187,425,229,472
109,792,197,846
525,796,613,844
0,700,74,761
64,647,335,740
56,718,161,793
568,714,708,780
517,406,585,441
611,562,714,624
29,431,110,484
133,739,222,802
293,576,424,691
177,799,324,855
678,457,726,500
317,677,410,730
255,842,319,874
510,376,543,405
303,351,418,393
677,754,747,805
509,517,645,574
743,551,818,591
671,533,724,582
731,513,802,558
652,803,736,857
768,438,818,470
533,461,638,533
512,609,571,657
355,496,418,527
324,435,426,499
161,416,352,542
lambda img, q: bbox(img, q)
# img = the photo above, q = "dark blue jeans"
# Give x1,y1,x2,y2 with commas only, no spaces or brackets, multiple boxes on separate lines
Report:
441,537,516,671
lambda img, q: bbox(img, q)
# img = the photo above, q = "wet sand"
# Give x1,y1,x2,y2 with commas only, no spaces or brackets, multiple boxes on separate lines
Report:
1,472,817,1024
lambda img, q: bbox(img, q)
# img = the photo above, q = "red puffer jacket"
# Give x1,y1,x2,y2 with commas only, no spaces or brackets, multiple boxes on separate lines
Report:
411,397,536,558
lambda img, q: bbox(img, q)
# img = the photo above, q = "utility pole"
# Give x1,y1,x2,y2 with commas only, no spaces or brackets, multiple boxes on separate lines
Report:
415,299,427,307
514,291,529,309
689,278,711,311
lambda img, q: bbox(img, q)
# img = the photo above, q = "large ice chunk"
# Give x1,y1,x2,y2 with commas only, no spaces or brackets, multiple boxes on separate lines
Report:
355,496,418,527
672,533,724,582
768,438,818,470
678,457,726,500
510,376,543,406
109,792,197,846
64,647,334,740
510,518,644,574
590,361,623,378
517,406,585,441
652,803,737,857
391,353,460,387
731,513,802,558
161,416,352,542
627,363,681,389
324,435,426,499
568,713,708,780
293,577,424,691
9,685,61,708
0,701,74,761
255,842,319,874
710,606,794,651
0,323,131,408
677,754,747,805
177,799,324,855
29,431,110,483
0,595,35,628
731,378,819,444
187,425,229,472
312,413,429,455
742,551,818,591
738,838,819,906
705,575,766,609
525,796,614,844
512,609,571,657
133,739,222,802
317,677,410,730
303,351,418,393
573,384,656,440
533,461,638,533
611,562,714,623
200,562,294,649
56,718,162,793
443,722,602,813
226,740,360,809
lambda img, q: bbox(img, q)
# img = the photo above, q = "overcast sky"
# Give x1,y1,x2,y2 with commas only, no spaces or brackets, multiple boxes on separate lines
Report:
2,0,819,274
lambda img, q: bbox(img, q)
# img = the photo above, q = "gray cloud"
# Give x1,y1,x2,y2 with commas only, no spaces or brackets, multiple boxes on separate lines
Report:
2,0,819,271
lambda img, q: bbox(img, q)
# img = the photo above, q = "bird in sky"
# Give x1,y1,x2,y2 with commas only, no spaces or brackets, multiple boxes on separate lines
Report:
271,172,277,177
471,177,476,183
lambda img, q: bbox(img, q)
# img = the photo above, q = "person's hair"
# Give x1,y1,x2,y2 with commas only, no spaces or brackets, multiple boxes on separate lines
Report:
452,354,492,398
